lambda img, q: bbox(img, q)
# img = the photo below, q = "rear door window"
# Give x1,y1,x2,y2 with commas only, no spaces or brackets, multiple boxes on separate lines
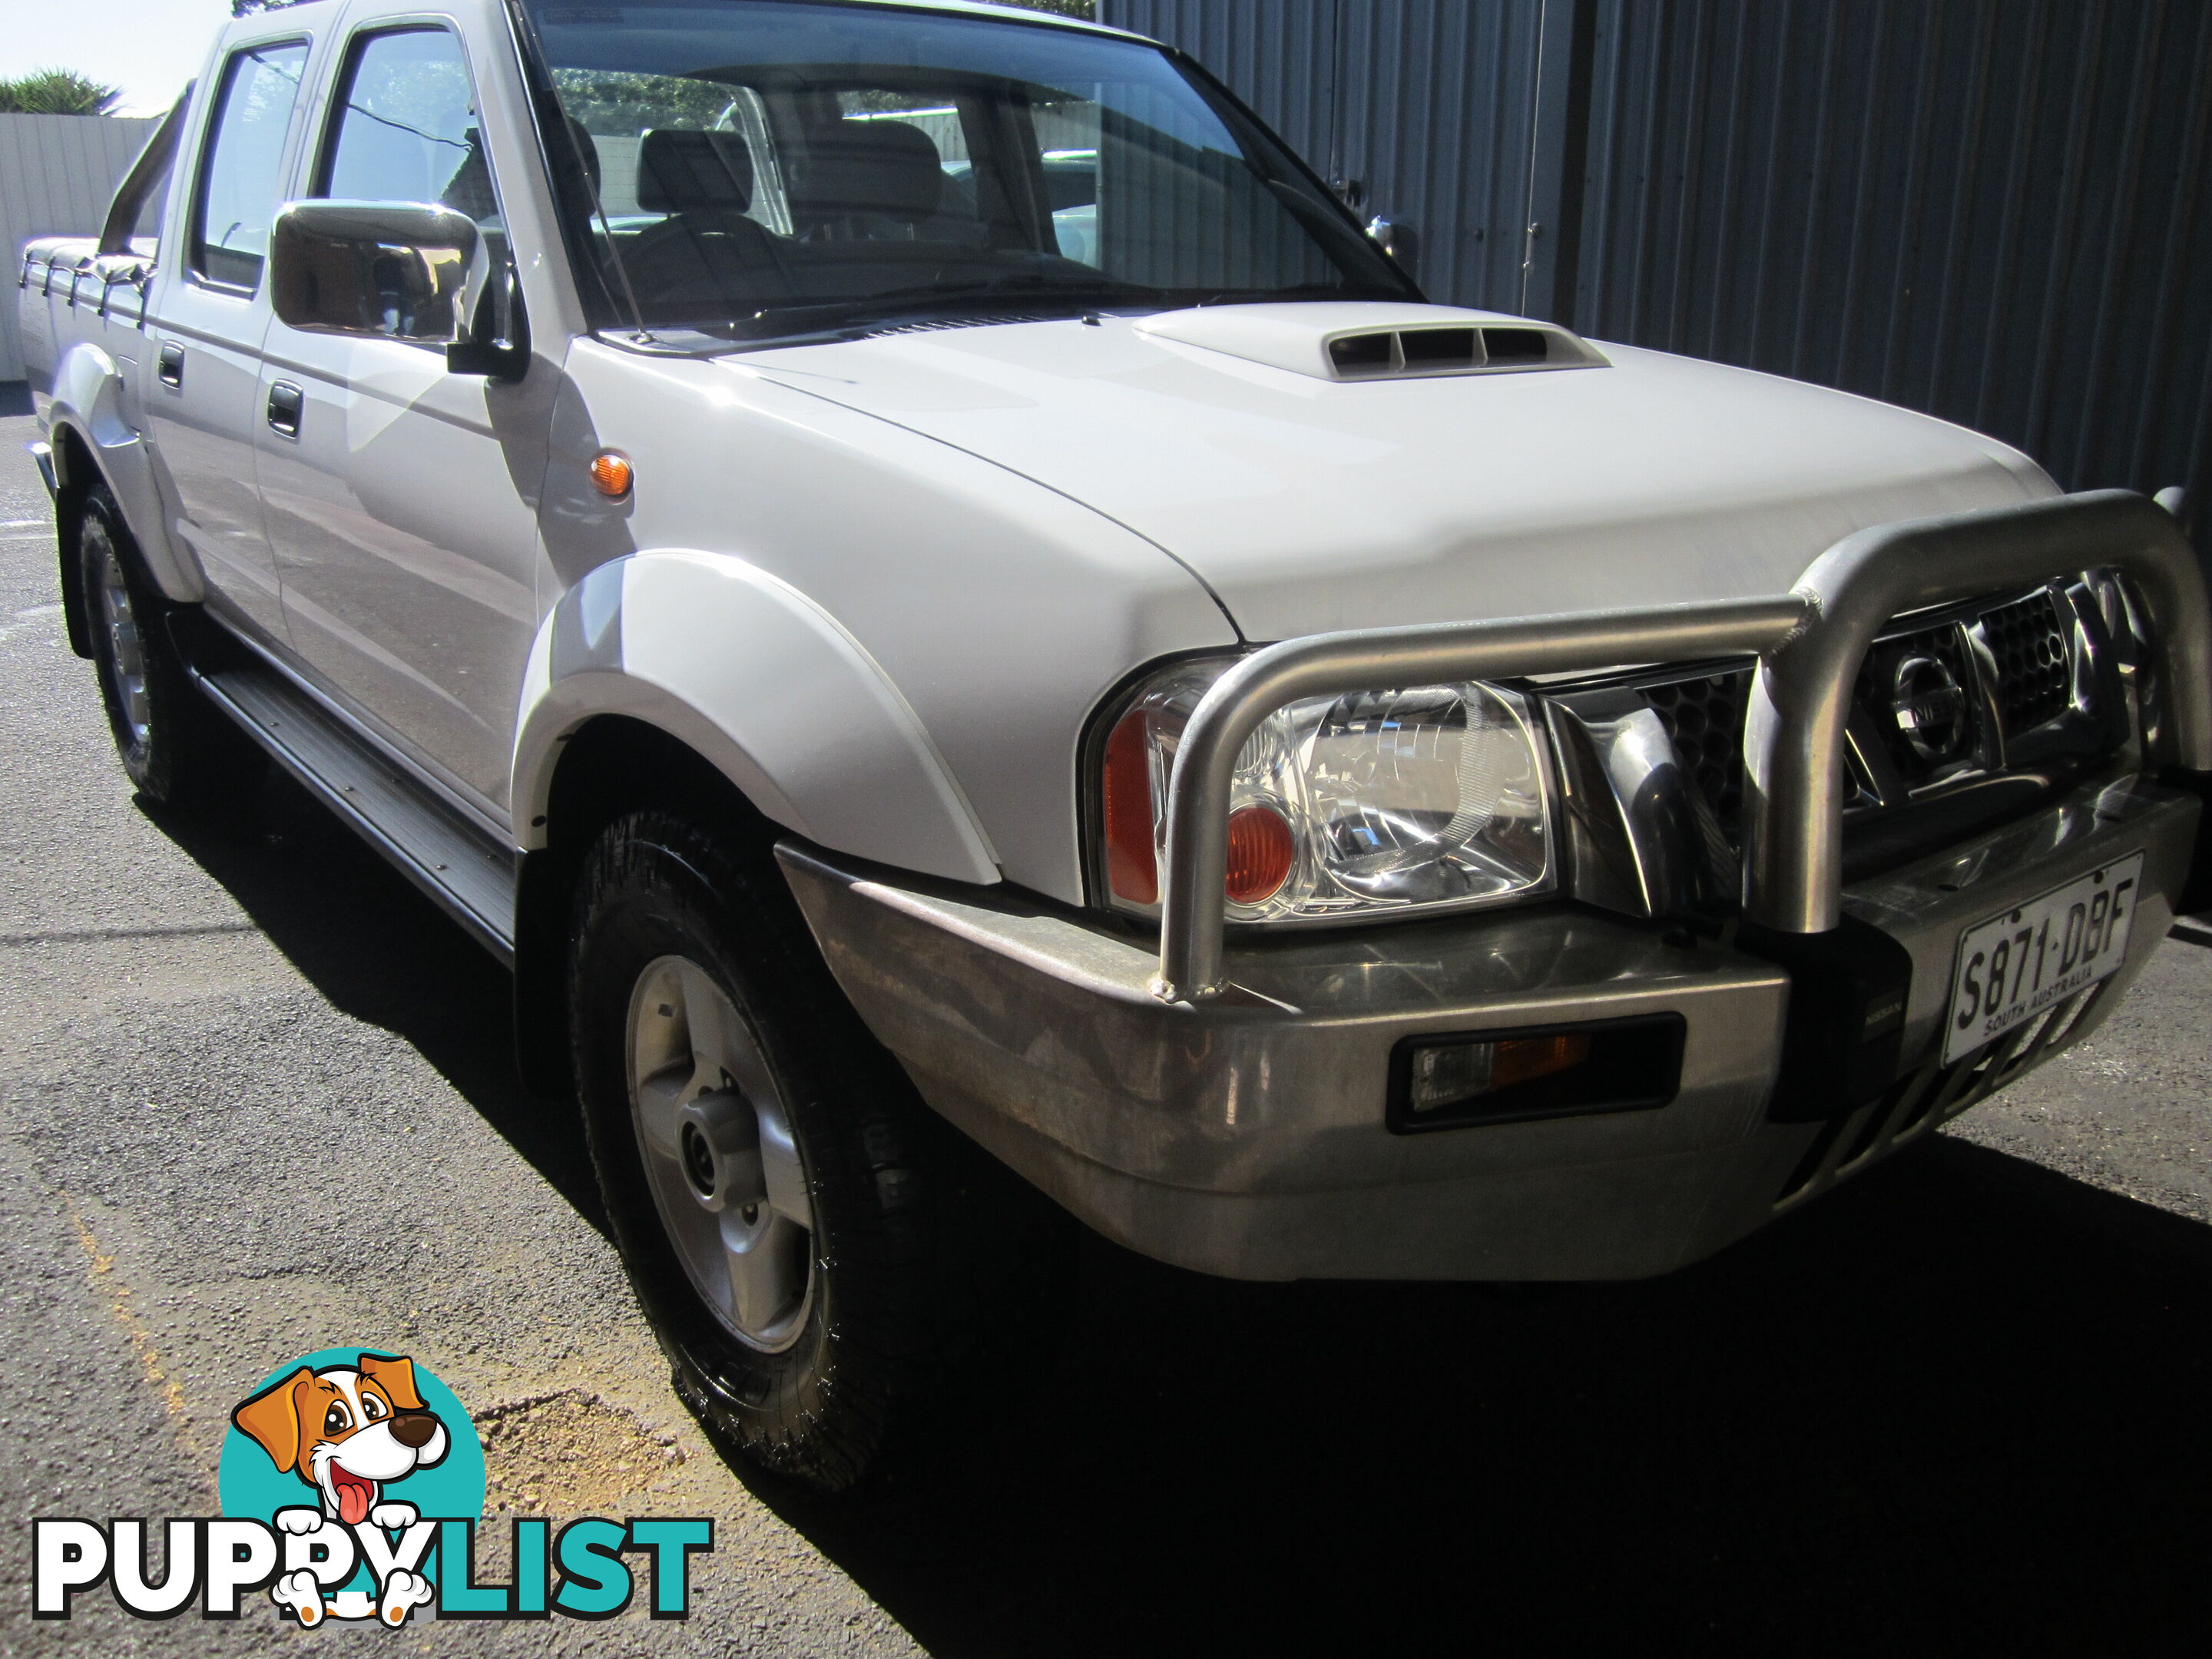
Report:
191,41,310,290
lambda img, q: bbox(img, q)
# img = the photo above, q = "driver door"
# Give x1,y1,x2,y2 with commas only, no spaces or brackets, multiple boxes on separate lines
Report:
255,22,546,816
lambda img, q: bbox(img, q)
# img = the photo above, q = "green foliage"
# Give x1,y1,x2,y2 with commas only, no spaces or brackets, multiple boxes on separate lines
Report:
549,0,1099,137
0,69,126,116
554,70,736,137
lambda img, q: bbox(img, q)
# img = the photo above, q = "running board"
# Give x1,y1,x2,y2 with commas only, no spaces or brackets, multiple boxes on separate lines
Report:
194,662,519,963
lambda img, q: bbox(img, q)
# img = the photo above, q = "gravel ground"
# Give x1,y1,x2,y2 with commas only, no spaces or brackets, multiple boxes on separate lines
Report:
3,402,2210,1657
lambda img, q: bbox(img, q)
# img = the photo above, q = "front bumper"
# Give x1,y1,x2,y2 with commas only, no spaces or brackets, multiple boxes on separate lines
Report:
780,769,2200,1280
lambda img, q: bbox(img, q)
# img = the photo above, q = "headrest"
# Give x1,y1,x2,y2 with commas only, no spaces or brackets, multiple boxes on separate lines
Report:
790,118,943,224
637,128,754,214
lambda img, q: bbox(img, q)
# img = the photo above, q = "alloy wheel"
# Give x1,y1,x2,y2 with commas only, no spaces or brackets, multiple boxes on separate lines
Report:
625,955,814,1353
91,527,151,752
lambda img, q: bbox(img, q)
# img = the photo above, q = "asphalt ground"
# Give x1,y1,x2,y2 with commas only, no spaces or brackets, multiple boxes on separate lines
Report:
1,401,2209,1657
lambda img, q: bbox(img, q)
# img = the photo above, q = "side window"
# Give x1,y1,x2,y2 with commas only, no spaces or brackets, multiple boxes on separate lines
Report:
317,28,497,225
1031,99,1100,267
191,42,310,290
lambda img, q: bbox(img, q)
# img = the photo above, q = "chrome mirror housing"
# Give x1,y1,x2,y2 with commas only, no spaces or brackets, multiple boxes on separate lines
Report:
269,200,478,345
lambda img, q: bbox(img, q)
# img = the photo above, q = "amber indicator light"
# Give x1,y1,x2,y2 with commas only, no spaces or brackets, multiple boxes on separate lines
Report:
1224,804,1295,904
1104,714,1297,909
1102,710,1157,904
1489,1032,1592,1090
589,452,634,498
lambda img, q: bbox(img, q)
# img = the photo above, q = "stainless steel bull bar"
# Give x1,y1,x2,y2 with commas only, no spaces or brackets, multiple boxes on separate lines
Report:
1153,491,2212,1002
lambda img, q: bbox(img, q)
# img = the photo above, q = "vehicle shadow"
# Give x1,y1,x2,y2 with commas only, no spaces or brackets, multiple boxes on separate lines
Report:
763,1128,2212,1657
141,770,2212,1655
134,767,608,1234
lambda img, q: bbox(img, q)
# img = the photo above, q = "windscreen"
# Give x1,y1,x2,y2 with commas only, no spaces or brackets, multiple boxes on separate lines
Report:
518,0,1415,342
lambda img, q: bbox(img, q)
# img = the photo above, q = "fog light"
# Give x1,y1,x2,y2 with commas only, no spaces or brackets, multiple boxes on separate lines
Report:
1389,1016,1686,1133
1407,1033,1591,1112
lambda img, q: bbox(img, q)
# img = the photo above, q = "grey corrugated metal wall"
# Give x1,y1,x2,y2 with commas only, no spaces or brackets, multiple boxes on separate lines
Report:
1101,0,2212,547
1110,0,1340,163
0,114,161,382
1106,0,1547,310
1573,0,2212,542
1330,1,1548,310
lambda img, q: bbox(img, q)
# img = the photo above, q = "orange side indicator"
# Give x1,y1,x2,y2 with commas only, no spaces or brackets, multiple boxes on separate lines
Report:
588,451,634,498
1488,1032,1593,1090
1224,804,1295,904
1102,710,1158,904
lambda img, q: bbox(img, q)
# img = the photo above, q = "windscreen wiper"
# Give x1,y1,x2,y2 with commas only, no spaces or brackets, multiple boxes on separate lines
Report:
740,273,1164,333
1192,283,1416,306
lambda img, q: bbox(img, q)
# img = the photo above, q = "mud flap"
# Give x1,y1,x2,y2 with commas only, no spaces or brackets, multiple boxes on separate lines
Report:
512,846,575,1100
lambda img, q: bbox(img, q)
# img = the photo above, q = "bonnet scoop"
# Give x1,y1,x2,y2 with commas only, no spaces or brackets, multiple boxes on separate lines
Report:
1134,301,1609,382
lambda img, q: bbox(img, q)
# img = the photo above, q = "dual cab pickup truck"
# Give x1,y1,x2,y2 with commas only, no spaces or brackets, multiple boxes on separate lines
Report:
22,0,2212,1490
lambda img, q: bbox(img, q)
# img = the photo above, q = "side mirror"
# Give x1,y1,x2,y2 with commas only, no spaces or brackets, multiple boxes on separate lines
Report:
270,200,478,345
1365,215,1419,274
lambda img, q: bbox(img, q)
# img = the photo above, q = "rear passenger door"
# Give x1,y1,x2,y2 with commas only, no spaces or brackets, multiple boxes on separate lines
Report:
255,22,546,818
141,36,313,646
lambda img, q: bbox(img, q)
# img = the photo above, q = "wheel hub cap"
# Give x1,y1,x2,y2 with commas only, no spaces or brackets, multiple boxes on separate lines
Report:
626,956,813,1353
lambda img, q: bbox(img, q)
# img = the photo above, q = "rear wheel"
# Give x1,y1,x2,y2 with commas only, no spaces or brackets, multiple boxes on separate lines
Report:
568,809,1058,1490
79,485,263,807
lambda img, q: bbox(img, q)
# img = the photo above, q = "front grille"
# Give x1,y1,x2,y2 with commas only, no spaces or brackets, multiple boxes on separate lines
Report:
1639,669,1752,834
1853,620,1979,787
1981,588,2073,732
1631,581,2110,856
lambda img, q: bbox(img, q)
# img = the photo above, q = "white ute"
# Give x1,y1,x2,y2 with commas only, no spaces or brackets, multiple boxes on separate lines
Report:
21,0,2212,1488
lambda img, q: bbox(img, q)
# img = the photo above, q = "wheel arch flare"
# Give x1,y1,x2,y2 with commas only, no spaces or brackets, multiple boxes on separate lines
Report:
513,548,1002,885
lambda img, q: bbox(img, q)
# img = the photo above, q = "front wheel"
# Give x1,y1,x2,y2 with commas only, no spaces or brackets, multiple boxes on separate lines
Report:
568,810,1040,1491
624,951,819,1353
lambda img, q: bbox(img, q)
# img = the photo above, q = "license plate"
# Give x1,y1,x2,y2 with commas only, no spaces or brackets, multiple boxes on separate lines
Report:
1942,853,2144,1064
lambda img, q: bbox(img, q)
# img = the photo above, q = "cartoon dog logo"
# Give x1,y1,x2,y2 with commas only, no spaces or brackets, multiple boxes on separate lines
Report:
231,1353,450,1625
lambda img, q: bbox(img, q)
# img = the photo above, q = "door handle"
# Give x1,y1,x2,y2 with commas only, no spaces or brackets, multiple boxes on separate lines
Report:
267,380,303,439
157,340,184,388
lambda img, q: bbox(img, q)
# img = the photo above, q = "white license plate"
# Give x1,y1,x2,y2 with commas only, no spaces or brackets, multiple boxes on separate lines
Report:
1942,853,2144,1065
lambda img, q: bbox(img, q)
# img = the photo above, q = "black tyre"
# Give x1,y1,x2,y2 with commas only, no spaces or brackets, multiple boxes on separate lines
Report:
567,810,1053,1491
78,485,263,807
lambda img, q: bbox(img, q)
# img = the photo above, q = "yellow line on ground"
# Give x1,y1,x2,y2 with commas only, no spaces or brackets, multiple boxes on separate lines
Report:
61,1189,211,1486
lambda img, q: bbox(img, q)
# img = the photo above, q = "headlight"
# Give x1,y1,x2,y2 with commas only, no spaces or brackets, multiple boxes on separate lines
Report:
1098,658,1556,923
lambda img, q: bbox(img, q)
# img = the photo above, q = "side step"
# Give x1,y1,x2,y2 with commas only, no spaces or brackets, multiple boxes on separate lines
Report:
194,661,519,963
